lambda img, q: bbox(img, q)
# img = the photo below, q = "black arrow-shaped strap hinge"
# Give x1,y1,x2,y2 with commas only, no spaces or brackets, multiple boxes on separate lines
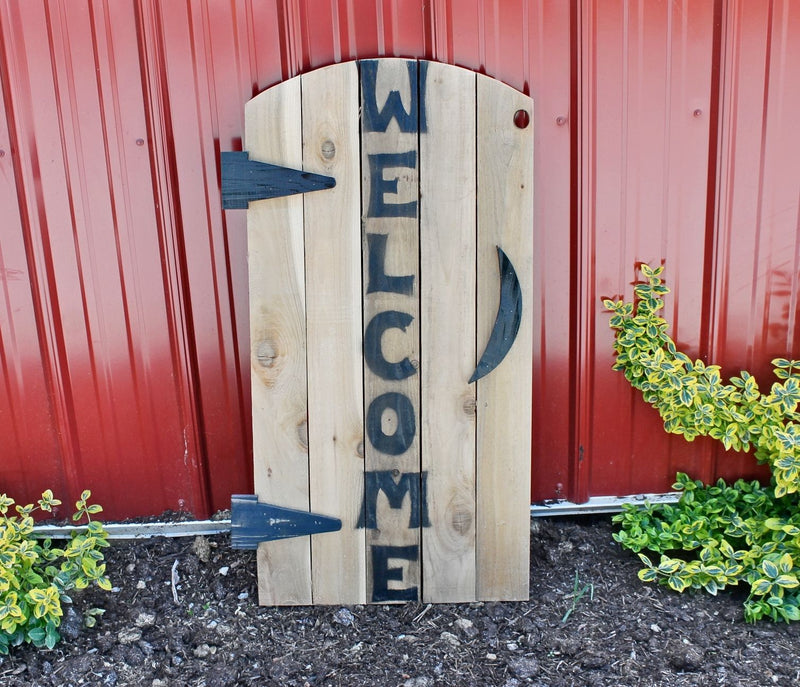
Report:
221,151,336,209
230,494,342,549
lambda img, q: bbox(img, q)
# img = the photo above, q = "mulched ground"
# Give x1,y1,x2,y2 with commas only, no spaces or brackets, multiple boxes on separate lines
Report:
1,515,799,687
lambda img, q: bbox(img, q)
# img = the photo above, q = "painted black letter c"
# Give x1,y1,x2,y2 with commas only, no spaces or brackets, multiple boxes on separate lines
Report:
364,311,417,381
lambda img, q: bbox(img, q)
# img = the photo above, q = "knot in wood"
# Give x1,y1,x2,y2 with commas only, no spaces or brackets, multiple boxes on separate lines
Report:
256,340,277,367
462,396,477,415
321,139,336,160
451,508,473,535
296,419,309,450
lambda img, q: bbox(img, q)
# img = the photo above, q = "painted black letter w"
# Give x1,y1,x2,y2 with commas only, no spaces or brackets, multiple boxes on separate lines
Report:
361,60,427,134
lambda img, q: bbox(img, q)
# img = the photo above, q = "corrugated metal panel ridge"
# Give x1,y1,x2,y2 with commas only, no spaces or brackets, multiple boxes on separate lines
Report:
0,0,69,502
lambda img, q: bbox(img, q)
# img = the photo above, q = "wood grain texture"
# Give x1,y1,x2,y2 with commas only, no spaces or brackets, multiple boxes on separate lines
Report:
476,74,534,601
361,59,422,603
245,78,312,605
420,61,478,603
302,63,367,605
245,59,533,605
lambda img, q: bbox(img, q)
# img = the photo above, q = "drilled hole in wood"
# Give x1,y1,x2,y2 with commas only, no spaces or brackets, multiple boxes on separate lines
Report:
513,109,530,129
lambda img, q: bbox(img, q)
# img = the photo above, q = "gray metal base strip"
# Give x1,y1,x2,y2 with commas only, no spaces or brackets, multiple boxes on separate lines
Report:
530,492,680,517
33,519,232,540
30,493,680,539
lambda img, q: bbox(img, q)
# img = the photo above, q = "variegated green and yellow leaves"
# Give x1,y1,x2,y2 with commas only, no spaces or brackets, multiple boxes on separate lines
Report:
605,265,800,498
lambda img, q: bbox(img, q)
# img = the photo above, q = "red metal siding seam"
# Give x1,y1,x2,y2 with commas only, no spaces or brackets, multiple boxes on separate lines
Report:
135,0,212,517
706,0,796,486
577,0,723,501
0,1,68,501
572,0,593,504
0,0,85,501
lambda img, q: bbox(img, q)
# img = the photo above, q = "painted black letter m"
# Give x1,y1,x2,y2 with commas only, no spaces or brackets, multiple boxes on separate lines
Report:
357,471,431,529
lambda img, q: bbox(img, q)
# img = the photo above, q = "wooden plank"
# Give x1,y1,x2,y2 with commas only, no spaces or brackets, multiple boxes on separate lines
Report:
476,74,534,601
244,78,312,605
302,63,367,605
419,61,478,603
360,58,422,603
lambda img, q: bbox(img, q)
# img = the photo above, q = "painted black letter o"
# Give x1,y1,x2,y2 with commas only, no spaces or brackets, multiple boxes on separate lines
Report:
366,392,416,456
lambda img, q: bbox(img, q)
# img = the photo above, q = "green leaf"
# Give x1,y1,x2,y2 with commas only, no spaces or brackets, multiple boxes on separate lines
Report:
774,575,799,589
764,518,785,531
44,625,59,650
782,604,800,621
667,575,690,593
638,568,658,583
725,564,744,578
679,386,694,407
751,578,773,595
27,627,45,643
657,558,681,575
762,559,780,579
638,553,654,568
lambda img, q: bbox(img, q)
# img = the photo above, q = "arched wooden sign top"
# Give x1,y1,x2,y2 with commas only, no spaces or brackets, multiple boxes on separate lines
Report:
245,59,533,605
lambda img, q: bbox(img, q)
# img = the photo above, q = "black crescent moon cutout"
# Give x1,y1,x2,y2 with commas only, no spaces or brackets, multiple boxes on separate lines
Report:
469,247,523,384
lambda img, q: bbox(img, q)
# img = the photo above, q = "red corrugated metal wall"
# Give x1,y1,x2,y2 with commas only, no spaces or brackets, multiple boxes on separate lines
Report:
1,0,797,519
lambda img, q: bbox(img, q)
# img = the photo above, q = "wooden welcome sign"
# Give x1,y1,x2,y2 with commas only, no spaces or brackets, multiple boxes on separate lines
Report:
237,59,532,605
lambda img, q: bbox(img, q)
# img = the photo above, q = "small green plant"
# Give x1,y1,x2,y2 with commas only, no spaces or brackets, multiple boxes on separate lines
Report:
0,489,111,654
83,607,105,629
561,570,594,624
604,264,800,622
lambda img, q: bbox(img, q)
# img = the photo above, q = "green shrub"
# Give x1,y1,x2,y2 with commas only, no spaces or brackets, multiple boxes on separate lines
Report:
613,473,800,622
604,264,800,622
0,490,111,653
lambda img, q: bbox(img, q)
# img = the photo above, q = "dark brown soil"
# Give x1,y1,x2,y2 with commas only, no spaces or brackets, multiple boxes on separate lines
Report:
1,515,798,686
